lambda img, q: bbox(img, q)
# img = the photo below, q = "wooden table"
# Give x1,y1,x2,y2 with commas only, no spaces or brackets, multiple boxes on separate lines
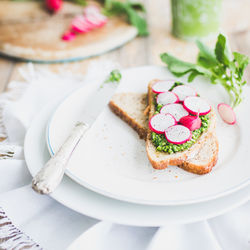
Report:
0,0,250,98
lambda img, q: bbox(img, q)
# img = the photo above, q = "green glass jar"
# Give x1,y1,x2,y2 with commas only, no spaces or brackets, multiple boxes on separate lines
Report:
171,0,222,40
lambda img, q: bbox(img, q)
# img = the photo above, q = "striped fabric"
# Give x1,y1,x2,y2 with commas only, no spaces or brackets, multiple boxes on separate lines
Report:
0,207,42,250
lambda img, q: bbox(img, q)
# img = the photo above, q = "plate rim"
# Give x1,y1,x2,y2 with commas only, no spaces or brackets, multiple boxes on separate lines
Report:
46,65,250,206
24,97,250,226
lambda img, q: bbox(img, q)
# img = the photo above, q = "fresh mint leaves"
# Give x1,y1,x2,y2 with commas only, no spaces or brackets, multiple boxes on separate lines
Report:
161,34,249,107
103,0,148,36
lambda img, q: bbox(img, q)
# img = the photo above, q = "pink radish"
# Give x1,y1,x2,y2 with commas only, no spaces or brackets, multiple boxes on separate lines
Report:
71,15,94,33
84,6,107,28
85,14,107,28
152,80,176,94
160,103,189,122
172,85,197,102
46,0,62,12
217,103,236,125
179,115,201,131
156,91,179,105
149,113,176,134
84,5,101,16
62,31,76,41
165,125,192,144
183,96,211,115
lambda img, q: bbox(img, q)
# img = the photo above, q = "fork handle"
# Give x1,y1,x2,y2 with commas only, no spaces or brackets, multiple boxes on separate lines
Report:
32,122,89,194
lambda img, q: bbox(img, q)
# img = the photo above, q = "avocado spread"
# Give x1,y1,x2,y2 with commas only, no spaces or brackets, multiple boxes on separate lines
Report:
151,82,210,153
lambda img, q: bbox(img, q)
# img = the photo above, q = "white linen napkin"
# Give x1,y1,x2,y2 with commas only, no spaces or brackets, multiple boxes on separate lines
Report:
0,62,250,250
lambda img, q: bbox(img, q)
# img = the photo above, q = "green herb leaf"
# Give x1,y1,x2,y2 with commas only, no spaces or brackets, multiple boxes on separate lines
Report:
71,0,87,6
233,52,249,79
105,69,122,83
104,0,148,36
215,34,231,66
160,53,211,78
160,53,197,76
160,34,249,107
196,40,217,68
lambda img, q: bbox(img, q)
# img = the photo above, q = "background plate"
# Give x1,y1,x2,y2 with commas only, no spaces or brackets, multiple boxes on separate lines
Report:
24,98,250,226
0,1,137,62
47,66,250,205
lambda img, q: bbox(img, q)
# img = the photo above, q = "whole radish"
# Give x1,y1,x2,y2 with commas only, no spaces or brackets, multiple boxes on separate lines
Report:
46,0,62,12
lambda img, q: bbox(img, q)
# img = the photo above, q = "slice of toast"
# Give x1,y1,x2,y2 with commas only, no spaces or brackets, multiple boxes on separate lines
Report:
146,79,218,172
109,92,148,140
109,87,218,175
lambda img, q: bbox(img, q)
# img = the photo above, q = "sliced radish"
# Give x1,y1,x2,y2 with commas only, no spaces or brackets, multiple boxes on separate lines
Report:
152,80,176,94
179,115,201,131
156,91,179,105
165,125,192,145
160,103,189,122
84,6,107,28
149,113,176,134
172,85,197,102
85,14,107,28
183,96,211,115
71,15,94,33
217,103,236,125
84,5,101,16
62,31,76,41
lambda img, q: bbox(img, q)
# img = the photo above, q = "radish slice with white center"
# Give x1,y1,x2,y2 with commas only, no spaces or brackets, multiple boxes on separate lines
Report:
84,6,107,28
183,96,211,115
152,80,176,94
217,103,236,125
172,85,197,102
86,14,107,28
160,103,188,122
84,6,101,16
156,91,179,105
165,125,192,145
149,113,176,134
71,15,94,33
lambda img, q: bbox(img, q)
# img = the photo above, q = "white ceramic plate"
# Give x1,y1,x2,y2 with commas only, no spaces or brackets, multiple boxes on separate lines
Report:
47,66,250,205
24,98,250,226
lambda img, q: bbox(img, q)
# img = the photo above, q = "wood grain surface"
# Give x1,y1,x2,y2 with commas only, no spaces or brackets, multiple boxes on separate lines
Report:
0,1,137,61
0,0,250,93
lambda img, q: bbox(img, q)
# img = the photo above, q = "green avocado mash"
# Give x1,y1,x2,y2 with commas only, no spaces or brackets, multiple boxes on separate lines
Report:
151,82,210,153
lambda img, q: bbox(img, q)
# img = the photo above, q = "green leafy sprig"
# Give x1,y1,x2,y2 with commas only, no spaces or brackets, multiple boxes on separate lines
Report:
105,69,122,83
160,34,249,107
103,0,148,36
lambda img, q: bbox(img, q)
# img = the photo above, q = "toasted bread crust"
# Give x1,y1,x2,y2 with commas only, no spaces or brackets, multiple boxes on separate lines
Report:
178,136,219,174
109,97,147,140
146,79,218,172
109,87,219,175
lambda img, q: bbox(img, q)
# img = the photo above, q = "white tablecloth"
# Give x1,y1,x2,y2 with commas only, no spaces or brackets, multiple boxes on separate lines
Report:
0,63,250,250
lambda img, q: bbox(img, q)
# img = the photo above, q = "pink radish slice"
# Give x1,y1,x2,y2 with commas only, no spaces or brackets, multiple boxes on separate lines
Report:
183,96,211,115
149,113,176,134
217,103,236,125
84,6,107,28
62,31,76,41
84,5,101,16
179,115,201,131
160,103,189,122
85,14,107,28
71,15,94,33
152,80,176,94
156,91,179,105
165,125,192,144
172,85,197,102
